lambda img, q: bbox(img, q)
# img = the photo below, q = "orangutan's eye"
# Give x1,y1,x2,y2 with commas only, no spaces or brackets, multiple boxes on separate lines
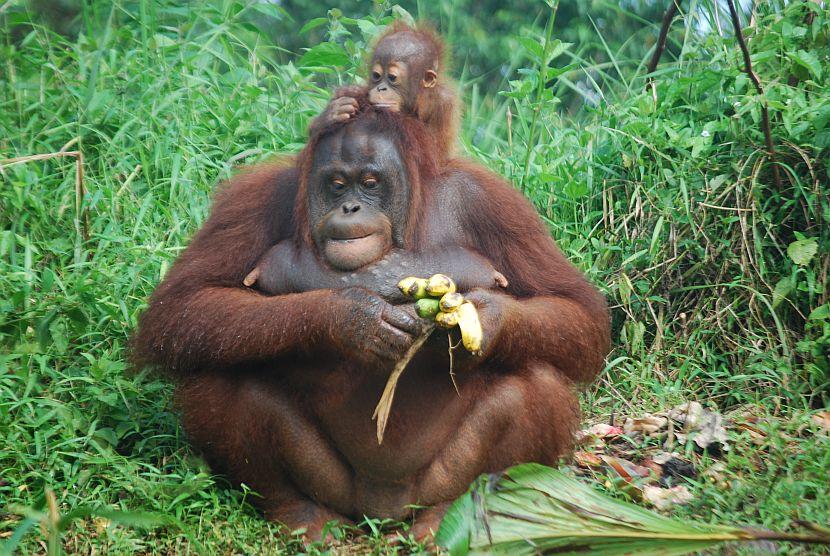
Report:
363,178,378,190
387,74,397,83
332,179,346,191
371,71,382,81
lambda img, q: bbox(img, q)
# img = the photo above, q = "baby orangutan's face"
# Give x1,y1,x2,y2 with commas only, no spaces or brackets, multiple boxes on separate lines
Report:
367,32,438,113
367,61,408,112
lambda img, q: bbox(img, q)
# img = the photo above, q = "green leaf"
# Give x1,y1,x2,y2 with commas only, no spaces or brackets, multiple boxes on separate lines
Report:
356,19,379,39
773,277,794,308
790,50,822,80
545,39,572,65
250,2,287,19
808,304,830,321
783,22,807,38
787,238,818,266
391,6,415,26
436,464,829,556
564,178,589,199
299,17,328,35
298,42,350,68
35,308,59,350
518,37,544,61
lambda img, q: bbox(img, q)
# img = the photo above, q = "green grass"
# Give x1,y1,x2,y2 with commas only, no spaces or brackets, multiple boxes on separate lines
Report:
2,1,828,554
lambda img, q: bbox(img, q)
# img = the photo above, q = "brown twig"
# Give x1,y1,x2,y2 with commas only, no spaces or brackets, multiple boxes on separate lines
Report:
447,330,463,395
646,1,680,86
739,524,830,545
725,0,782,191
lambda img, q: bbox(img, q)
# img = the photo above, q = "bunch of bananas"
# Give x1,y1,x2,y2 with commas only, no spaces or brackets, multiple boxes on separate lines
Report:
398,274,483,356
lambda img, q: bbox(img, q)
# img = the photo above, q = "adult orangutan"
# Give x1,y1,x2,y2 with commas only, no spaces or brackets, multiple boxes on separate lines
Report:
133,108,610,541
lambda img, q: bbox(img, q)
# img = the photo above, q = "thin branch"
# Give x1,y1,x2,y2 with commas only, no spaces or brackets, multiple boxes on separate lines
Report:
647,1,680,79
725,0,782,190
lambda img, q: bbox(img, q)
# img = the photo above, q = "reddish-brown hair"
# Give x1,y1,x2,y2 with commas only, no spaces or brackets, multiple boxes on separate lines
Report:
293,94,440,250
371,21,448,72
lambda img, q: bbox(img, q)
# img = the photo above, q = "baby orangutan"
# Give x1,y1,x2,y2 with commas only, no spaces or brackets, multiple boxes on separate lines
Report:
309,21,459,156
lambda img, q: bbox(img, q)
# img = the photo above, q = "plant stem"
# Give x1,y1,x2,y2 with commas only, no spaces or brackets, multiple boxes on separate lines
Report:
725,0,782,191
520,0,559,193
646,1,680,85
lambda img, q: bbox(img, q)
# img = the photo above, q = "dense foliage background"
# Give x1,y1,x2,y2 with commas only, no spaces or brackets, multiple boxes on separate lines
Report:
1,0,828,553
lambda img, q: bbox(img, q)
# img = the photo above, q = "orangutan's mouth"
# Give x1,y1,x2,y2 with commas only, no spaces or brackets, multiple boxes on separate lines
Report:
372,103,401,111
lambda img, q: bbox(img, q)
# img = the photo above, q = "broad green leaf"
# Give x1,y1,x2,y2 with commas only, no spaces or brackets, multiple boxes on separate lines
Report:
436,464,829,555
787,238,818,266
518,37,544,61
564,178,589,199
546,62,578,79
356,19,379,39
808,304,830,321
546,39,572,64
790,50,822,80
298,42,350,68
782,21,807,38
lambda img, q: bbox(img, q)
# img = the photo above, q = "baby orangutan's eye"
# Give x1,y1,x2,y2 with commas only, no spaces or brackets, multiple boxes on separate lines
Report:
371,71,382,81
387,74,397,83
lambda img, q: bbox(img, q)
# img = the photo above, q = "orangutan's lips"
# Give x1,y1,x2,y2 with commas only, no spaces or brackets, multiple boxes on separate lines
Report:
329,232,374,242
325,233,382,254
373,103,400,111
324,232,388,270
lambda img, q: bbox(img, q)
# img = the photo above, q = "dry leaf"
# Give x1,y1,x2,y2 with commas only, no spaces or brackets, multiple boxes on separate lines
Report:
575,423,624,447
93,517,112,534
669,402,729,451
669,401,705,429
573,451,603,469
652,451,680,464
586,423,624,437
642,484,693,510
811,411,830,434
693,410,729,451
640,459,664,478
624,414,668,435
600,455,654,483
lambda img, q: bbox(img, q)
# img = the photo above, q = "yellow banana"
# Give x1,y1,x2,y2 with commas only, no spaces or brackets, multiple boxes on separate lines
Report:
398,276,429,299
435,311,459,329
439,292,465,312
425,274,457,296
456,302,483,356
